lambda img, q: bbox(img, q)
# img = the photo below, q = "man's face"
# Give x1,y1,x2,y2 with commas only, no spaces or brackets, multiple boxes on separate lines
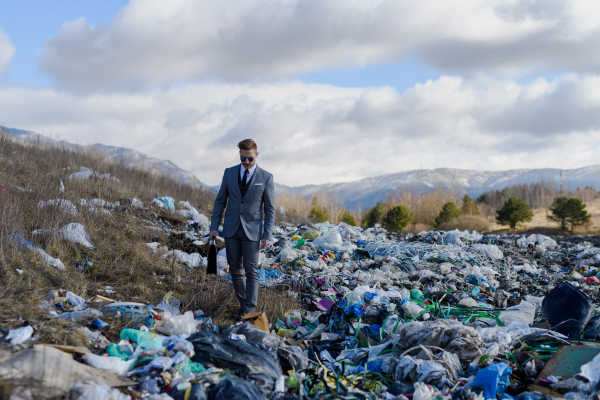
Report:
240,148,258,169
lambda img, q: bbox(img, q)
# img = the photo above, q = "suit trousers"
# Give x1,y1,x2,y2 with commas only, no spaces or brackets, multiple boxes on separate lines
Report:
225,224,260,313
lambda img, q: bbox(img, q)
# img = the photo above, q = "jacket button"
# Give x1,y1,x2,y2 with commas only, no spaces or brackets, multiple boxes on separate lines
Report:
240,212,243,215
241,201,244,204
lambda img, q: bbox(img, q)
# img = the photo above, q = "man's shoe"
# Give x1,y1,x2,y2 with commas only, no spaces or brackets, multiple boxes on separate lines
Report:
230,313,243,322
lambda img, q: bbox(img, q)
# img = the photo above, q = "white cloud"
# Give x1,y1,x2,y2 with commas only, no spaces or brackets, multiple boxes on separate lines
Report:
38,0,577,92
0,30,16,75
2,75,600,186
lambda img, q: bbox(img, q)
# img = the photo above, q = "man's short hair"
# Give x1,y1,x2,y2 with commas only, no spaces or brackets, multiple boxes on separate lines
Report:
238,139,257,151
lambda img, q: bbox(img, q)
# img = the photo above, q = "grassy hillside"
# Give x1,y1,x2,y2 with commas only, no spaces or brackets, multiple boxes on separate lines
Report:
0,131,295,347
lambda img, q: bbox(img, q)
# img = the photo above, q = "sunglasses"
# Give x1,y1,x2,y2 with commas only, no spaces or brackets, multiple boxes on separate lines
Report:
240,157,254,162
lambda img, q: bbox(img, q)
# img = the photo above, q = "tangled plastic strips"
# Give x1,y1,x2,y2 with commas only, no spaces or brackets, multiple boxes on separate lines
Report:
366,241,436,259
365,241,505,266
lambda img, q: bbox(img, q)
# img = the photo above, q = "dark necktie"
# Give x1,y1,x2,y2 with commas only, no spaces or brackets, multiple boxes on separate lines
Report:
243,169,249,187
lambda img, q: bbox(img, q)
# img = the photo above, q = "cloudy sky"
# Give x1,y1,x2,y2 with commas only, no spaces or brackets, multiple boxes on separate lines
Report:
1,0,600,186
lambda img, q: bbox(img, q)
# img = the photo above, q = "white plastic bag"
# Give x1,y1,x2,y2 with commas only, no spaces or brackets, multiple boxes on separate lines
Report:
32,248,66,270
81,354,134,375
60,223,95,248
413,382,434,400
157,311,199,336
499,300,536,326
6,325,34,345
37,199,78,216
69,380,130,400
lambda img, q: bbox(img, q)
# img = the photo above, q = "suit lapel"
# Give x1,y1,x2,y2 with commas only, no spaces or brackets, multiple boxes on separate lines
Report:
231,165,243,200
242,165,261,202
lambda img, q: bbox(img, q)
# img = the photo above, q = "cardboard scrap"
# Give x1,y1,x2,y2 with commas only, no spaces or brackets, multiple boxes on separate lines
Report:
242,311,269,332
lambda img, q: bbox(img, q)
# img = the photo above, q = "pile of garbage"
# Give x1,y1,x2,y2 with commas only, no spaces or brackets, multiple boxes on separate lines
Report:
6,202,600,399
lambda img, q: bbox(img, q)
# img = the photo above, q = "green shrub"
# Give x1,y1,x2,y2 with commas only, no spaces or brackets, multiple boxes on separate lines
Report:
496,197,533,229
383,205,414,232
435,202,462,228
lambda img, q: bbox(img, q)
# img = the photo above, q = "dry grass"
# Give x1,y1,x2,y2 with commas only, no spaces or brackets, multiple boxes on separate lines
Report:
438,215,490,232
0,131,298,342
487,197,600,234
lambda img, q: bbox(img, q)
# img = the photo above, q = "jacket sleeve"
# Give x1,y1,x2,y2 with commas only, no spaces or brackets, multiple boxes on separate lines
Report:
261,174,275,241
210,171,229,232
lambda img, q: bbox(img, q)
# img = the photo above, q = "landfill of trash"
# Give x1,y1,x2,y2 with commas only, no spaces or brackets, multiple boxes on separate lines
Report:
4,195,600,400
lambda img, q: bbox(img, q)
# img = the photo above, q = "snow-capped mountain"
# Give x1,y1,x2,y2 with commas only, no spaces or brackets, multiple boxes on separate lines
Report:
272,166,600,210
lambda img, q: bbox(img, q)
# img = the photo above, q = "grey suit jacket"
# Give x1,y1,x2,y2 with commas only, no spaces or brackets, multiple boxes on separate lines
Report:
210,164,275,241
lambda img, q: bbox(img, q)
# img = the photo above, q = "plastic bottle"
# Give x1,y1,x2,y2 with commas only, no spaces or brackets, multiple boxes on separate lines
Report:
66,291,86,310
400,297,424,319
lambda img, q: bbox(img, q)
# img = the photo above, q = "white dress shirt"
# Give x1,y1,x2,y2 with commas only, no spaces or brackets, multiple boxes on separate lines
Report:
240,163,257,184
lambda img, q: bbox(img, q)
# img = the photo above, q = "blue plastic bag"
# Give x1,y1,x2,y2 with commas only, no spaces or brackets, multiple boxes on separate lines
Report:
473,362,512,399
151,196,175,211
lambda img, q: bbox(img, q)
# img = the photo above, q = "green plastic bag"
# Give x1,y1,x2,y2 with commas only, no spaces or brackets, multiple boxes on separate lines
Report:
410,289,424,301
120,328,163,350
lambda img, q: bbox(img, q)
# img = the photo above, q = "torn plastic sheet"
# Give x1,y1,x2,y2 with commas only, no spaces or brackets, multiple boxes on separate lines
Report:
381,345,462,388
37,199,78,216
392,319,484,364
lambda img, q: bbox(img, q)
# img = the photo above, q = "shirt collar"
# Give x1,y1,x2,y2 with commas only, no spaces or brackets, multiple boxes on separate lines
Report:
241,163,257,175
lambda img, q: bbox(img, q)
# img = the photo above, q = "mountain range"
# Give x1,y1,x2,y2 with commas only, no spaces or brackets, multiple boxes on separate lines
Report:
270,166,600,210
4,125,599,210
1,126,209,190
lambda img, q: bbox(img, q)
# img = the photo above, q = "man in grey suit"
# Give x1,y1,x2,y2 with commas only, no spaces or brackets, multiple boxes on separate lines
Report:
209,139,275,320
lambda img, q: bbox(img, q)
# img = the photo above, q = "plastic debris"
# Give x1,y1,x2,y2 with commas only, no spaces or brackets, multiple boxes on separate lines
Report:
59,223,95,248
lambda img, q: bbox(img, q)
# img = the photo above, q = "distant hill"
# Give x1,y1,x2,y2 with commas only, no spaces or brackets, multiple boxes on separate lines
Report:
2,126,210,190
211,166,600,210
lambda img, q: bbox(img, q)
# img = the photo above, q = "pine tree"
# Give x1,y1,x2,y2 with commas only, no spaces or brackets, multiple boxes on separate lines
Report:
461,194,481,216
435,202,462,228
341,209,357,226
496,197,533,229
383,205,414,232
565,198,591,232
548,197,569,231
361,201,385,228
308,196,329,223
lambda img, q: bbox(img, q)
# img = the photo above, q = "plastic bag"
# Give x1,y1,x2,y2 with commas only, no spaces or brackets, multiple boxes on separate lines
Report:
5,325,34,345
156,292,181,316
472,362,512,399
313,230,356,251
578,351,600,392
171,384,208,400
277,248,297,261
210,377,267,400
222,322,282,348
156,311,199,336
81,354,134,375
69,380,130,400
151,196,175,211
393,319,483,364
120,328,163,349
60,223,95,248
32,248,66,270
499,301,536,326
413,382,434,400
189,331,282,393
37,199,78,216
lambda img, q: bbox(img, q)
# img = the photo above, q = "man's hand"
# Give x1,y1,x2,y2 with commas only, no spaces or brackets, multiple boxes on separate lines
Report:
209,230,218,241
260,239,269,249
